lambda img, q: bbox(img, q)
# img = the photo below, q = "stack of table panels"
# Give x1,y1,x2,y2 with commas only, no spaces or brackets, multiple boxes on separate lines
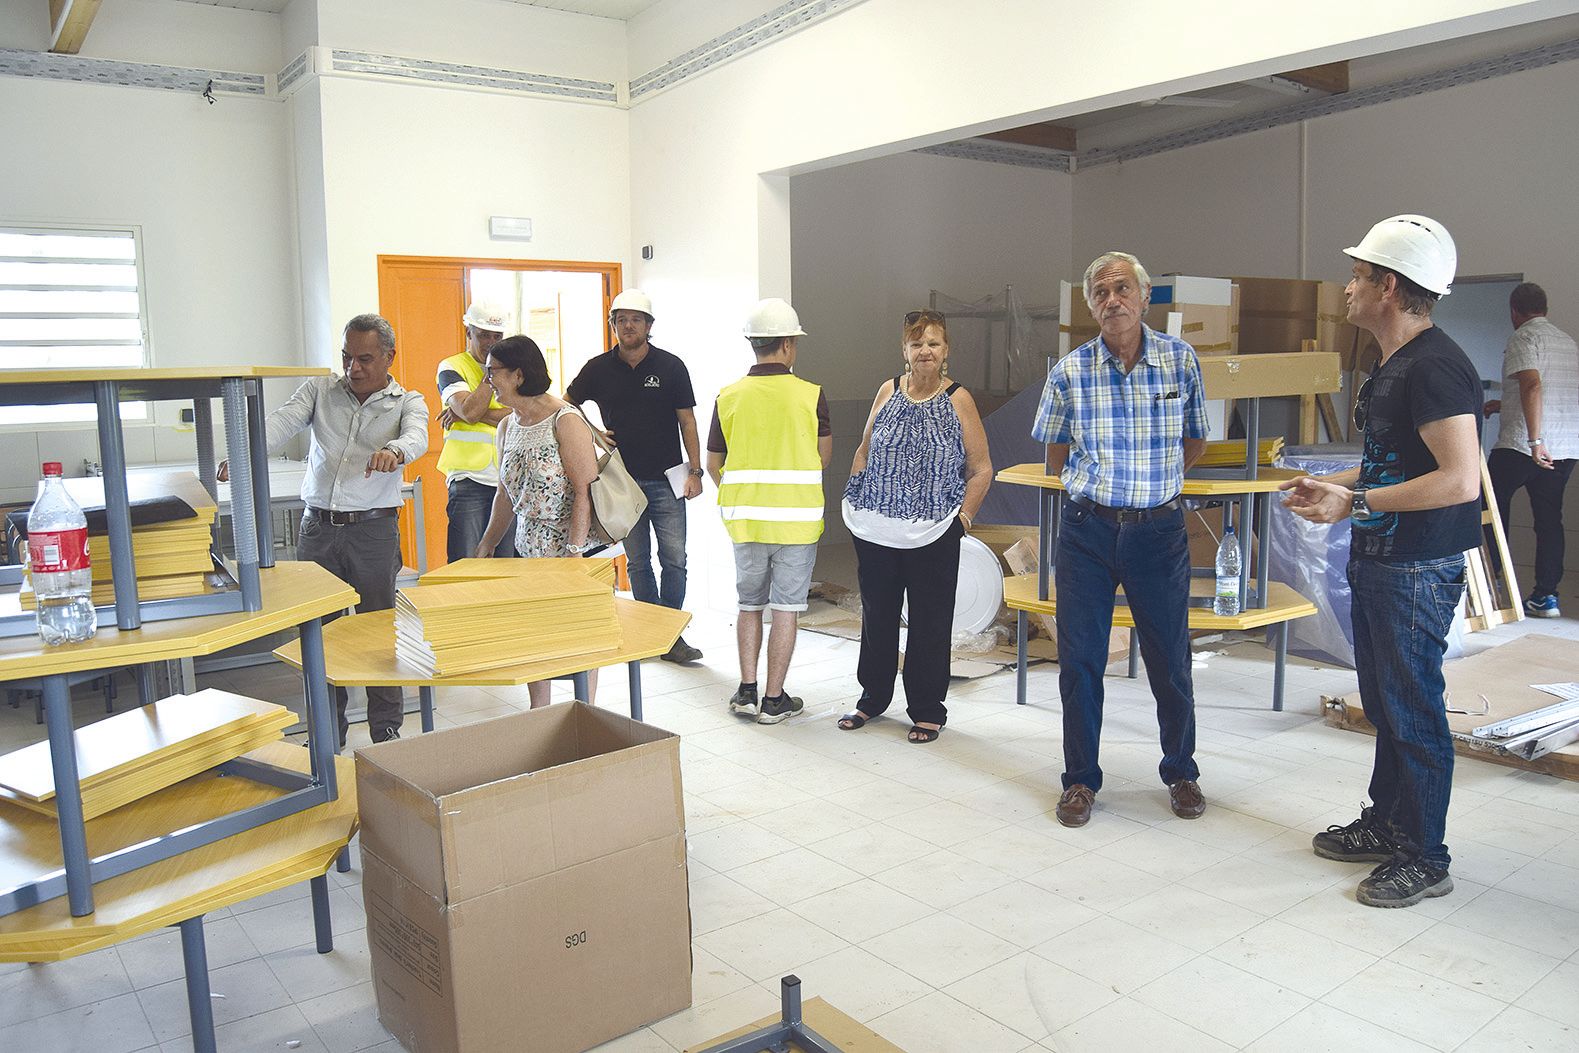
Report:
0,690,295,822
1196,437,1285,468
0,740,357,962
19,471,219,609
417,556,617,589
394,570,622,677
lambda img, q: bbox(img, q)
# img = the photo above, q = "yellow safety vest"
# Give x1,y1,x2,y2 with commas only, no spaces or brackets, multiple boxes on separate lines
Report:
435,352,502,476
716,373,824,544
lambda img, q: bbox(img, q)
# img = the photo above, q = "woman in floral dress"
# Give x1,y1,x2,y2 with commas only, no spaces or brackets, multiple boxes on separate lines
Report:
476,335,600,705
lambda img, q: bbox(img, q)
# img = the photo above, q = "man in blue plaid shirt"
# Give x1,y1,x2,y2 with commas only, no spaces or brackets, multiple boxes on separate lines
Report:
1032,252,1208,829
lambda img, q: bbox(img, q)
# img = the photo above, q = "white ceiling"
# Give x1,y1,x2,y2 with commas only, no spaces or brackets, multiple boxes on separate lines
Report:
164,0,663,16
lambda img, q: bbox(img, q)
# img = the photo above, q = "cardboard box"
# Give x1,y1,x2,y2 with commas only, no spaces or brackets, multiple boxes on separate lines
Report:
1230,276,1364,365
1153,274,1235,307
1060,281,1236,358
356,704,691,1053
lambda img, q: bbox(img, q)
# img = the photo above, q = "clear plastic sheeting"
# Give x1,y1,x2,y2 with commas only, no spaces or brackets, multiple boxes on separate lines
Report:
1268,446,1467,667
930,286,1056,396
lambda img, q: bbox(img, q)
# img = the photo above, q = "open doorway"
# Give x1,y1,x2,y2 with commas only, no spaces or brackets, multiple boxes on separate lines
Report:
377,255,620,570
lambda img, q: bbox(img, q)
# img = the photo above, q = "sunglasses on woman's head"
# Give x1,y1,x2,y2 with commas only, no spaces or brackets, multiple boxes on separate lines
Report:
904,310,946,326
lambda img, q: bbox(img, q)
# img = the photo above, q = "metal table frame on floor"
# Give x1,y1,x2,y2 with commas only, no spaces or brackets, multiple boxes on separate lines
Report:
696,976,841,1053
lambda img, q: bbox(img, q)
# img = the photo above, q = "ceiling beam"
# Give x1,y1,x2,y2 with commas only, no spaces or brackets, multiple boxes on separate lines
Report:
48,0,102,55
1276,61,1349,94
981,122,1077,153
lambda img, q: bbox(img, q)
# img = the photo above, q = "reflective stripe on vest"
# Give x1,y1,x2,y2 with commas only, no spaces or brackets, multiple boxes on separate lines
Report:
435,352,501,476
715,373,824,545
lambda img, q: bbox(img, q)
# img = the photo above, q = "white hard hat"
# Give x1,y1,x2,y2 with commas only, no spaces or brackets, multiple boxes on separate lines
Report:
743,297,806,338
1345,214,1457,297
609,289,654,321
462,303,508,332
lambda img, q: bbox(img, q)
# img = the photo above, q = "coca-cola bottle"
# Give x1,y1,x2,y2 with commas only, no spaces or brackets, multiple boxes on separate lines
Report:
28,462,97,645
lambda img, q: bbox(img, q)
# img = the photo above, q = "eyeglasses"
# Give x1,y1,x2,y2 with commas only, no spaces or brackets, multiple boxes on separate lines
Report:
483,365,510,376
904,309,946,326
1353,376,1373,433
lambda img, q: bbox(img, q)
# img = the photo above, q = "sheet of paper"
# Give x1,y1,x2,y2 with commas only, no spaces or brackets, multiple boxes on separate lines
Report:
665,461,693,499
1532,682,1579,701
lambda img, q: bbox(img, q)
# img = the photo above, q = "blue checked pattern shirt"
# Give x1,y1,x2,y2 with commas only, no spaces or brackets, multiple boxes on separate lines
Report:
1031,326,1208,508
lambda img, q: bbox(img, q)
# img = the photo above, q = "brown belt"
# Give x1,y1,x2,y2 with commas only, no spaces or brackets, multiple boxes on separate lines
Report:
304,506,398,527
1068,495,1183,525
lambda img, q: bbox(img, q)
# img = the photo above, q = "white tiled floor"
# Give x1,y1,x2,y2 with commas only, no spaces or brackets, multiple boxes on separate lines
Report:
3,606,1578,1052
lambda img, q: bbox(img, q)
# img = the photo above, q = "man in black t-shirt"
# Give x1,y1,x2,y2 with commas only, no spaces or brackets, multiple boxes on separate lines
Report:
1281,216,1482,909
566,289,705,663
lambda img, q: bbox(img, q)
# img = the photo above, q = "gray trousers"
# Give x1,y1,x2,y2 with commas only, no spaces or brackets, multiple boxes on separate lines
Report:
295,511,405,742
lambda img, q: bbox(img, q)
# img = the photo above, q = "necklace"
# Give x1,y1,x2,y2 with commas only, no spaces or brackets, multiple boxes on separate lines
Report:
904,374,944,401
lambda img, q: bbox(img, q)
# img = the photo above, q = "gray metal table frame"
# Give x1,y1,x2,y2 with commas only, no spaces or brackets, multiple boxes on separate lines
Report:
695,976,841,1053
405,659,645,733
1012,397,1293,711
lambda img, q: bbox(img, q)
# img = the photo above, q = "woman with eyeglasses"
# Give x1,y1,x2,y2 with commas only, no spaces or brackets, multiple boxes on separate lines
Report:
837,310,993,742
475,334,601,705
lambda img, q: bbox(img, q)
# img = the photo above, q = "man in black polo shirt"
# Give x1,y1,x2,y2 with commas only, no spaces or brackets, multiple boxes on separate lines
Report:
567,289,705,662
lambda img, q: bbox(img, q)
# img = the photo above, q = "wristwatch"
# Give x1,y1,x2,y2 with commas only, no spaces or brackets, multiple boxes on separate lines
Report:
688,467,704,477
1350,489,1373,518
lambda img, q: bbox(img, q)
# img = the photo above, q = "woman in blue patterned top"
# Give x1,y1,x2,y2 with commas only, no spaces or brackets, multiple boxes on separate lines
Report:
837,310,992,742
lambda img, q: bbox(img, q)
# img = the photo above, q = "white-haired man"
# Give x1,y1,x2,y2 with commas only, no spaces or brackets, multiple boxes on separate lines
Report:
1031,252,1208,829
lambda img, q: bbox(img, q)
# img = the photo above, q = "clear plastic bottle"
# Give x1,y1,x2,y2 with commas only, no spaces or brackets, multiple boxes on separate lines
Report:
1214,524,1242,617
28,461,97,645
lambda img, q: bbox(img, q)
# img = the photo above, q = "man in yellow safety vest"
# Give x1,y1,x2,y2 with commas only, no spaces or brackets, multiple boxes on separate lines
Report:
437,302,513,561
706,298,832,725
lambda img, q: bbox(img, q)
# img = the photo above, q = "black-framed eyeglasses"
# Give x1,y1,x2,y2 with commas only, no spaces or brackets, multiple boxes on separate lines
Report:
483,365,510,376
904,309,946,326
1353,376,1374,434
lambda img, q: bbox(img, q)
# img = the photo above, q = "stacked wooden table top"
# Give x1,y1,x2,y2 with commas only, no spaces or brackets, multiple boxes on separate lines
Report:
19,471,219,608
0,690,296,822
394,568,623,677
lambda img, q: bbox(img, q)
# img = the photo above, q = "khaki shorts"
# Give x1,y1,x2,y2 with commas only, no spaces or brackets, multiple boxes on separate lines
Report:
733,541,818,612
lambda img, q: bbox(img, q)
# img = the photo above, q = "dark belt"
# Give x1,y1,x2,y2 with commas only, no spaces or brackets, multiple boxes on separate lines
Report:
1068,494,1182,524
304,506,399,527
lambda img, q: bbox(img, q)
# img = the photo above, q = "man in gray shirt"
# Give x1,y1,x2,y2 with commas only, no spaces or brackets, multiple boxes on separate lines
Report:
221,314,428,743
1484,282,1579,617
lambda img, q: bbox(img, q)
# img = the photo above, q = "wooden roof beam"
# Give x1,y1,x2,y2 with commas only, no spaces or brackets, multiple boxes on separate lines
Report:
48,0,102,55
981,122,1077,153
1275,61,1349,94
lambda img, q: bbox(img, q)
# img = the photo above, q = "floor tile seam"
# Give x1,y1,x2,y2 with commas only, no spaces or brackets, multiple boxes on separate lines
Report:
1336,954,1518,1024
0,956,143,1028
1397,921,1567,1001
1125,954,1315,1047
776,944,942,1023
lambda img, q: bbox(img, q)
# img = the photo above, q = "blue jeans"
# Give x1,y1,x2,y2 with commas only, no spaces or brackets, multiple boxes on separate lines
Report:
1348,554,1465,869
447,477,513,562
1054,501,1198,792
626,477,687,609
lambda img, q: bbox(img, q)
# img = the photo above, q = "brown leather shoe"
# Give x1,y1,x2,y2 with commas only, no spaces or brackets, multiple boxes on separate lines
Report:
1169,779,1205,819
1056,784,1096,828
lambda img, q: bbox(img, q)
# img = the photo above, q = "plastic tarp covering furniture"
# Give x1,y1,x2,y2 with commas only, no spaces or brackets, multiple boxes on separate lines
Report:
974,383,1045,526
1268,446,1466,667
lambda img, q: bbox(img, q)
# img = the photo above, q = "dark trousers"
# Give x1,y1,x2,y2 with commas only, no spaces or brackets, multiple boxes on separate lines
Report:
1349,554,1464,868
1054,502,1198,792
447,477,514,563
296,512,405,742
853,519,963,727
1488,447,1575,596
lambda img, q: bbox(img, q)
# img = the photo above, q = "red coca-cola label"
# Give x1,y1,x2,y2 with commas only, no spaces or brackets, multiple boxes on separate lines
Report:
28,529,91,573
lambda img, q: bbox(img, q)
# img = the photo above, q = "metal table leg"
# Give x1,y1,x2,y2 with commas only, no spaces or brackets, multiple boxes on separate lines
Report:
419,685,435,733
627,660,643,722
136,664,158,706
193,398,221,552
246,381,276,569
310,874,334,954
220,378,262,611
1015,611,1027,706
571,670,590,701
695,976,841,1053
179,916,218,1053
1272,621,1288,712
93,379,141,629
1127,636,1139,679
42,674,93,917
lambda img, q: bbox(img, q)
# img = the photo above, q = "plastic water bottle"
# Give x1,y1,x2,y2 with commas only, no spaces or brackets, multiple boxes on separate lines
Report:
1214,524,1242,617
28,462,97,645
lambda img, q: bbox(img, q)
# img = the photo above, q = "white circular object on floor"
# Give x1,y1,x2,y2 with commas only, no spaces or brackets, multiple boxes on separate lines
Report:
901,534,1004,635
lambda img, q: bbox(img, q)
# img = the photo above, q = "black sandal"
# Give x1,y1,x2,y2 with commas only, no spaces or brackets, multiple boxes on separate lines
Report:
838,712,870,730
908,725,942,743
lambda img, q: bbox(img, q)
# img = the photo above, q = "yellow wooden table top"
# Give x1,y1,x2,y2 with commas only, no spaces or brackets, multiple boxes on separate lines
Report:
995,462,1307,495
0,741,356,962
1004,572,1317,631
418,556,617,588
273,596,690,687
0,366,330,384
0,561,358,679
